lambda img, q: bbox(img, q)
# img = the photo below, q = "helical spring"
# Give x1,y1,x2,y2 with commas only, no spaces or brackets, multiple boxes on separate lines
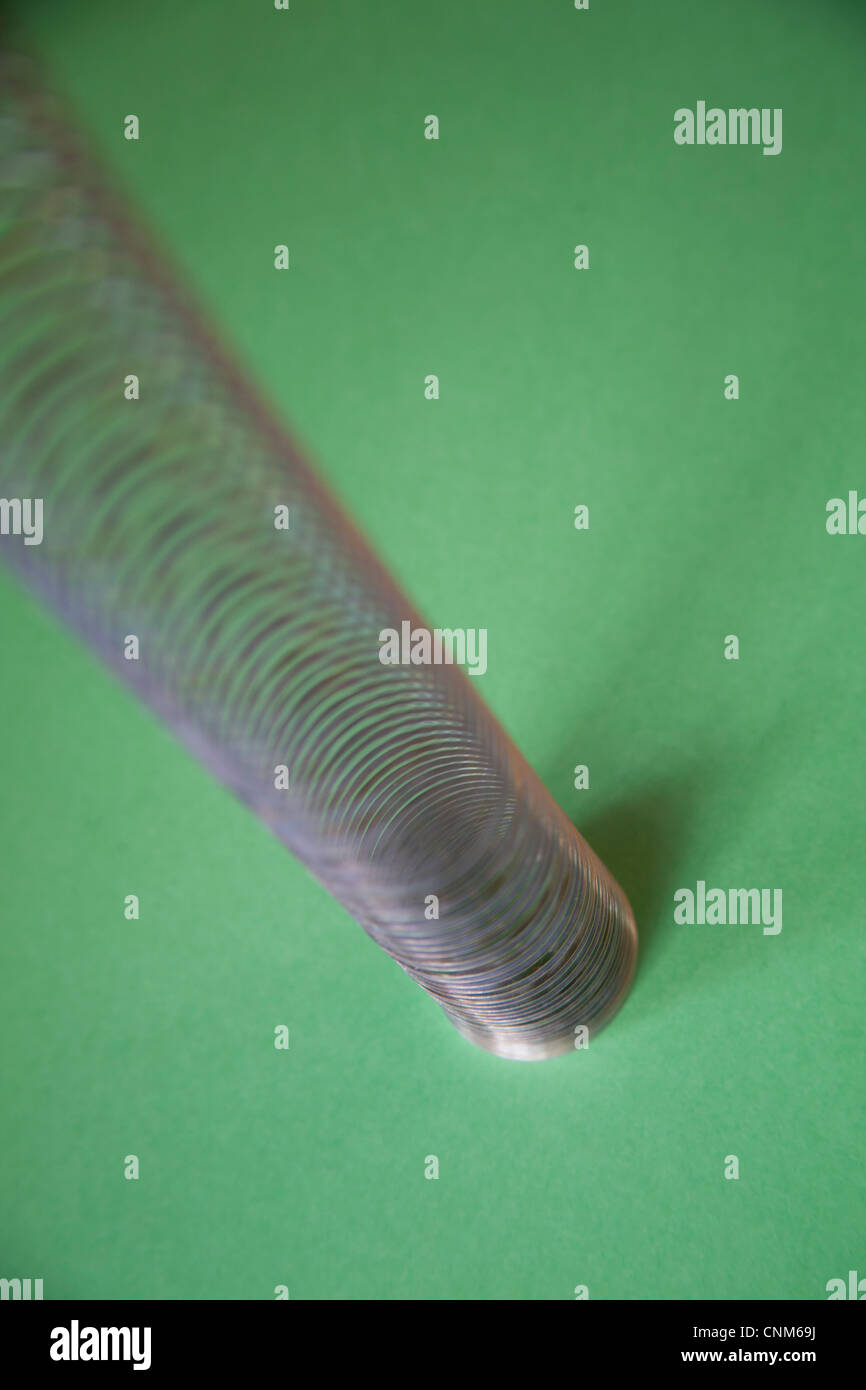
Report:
0,51,637,1060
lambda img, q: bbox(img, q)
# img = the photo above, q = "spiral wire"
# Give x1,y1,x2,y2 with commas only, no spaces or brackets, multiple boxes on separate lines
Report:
0,52,637,1059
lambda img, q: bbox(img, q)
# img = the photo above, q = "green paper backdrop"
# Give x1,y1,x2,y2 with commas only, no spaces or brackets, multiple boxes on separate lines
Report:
1,0,864,1299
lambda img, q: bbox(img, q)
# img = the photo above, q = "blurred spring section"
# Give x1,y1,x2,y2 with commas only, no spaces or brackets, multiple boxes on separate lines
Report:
0,52,637,1059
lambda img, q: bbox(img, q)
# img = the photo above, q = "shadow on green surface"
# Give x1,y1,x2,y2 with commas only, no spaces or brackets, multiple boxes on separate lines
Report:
574,778,702,973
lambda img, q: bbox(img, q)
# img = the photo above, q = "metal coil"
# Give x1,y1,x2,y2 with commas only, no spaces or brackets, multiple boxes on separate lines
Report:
0,52,637,1060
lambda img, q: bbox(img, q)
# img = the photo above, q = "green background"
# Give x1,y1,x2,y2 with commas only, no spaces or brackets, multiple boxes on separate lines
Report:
1,0,864,1299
